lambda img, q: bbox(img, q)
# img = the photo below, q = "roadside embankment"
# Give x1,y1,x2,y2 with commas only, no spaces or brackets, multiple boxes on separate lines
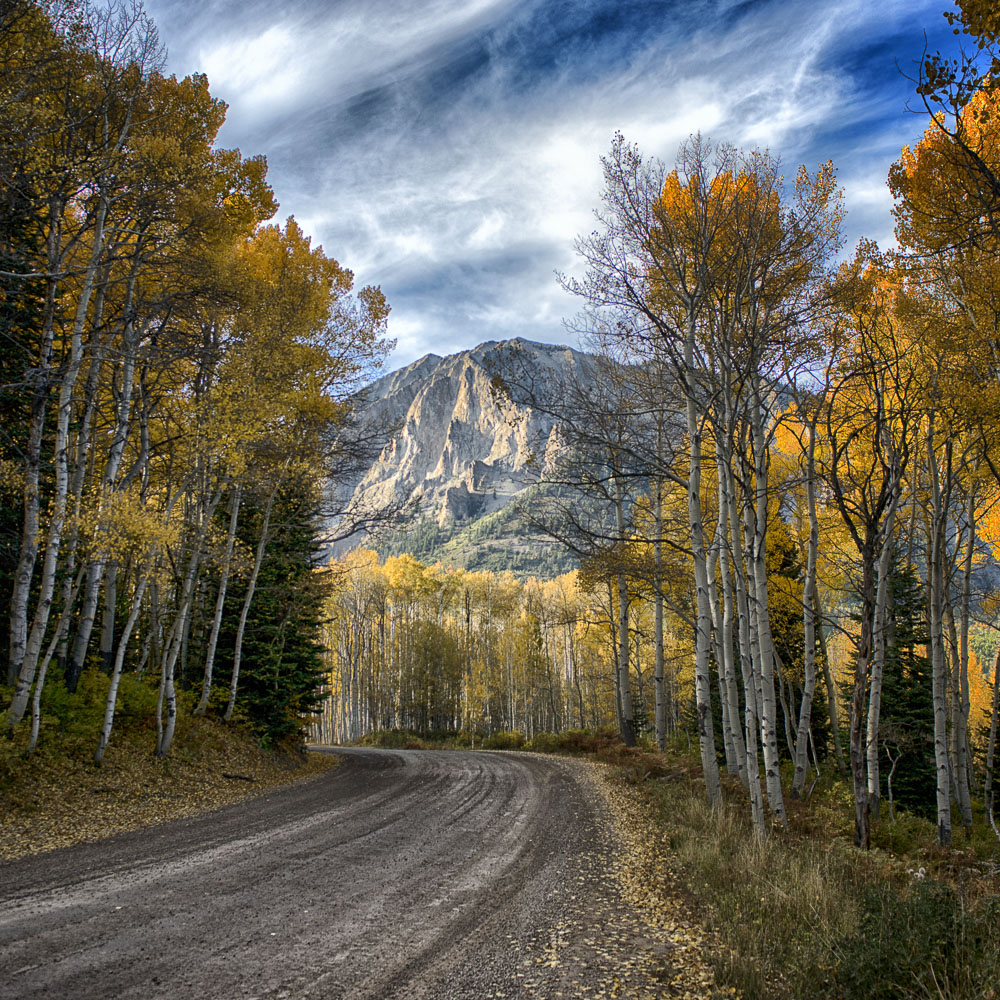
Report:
1,707,336,864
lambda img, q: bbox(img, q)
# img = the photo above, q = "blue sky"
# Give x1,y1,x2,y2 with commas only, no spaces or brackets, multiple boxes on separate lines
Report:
144,0,964,370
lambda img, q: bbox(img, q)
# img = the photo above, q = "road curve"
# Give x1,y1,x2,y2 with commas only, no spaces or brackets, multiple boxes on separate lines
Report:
0,748,672,1000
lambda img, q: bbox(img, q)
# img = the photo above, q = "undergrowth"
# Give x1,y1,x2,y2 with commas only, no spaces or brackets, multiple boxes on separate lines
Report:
531,730,1000,1000
357,727,532,750
1,668,333,862
358,726,1000,1000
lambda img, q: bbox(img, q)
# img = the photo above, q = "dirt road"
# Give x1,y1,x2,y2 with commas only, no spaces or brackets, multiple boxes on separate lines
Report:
0,748,699,999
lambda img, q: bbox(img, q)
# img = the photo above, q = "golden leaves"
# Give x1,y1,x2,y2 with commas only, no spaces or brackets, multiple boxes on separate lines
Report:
69,487,179,564
509,761,731,1000
0,713,338,864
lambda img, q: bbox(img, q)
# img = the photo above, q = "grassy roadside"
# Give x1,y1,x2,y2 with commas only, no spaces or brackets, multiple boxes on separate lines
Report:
360,727,1000,1000
547,732,1000,1000
645,772,999,1000
1,670,337,865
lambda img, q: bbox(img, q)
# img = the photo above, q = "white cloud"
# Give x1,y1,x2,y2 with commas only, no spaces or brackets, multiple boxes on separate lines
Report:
198,25,304,113
468,210,506,249
147,0,951,371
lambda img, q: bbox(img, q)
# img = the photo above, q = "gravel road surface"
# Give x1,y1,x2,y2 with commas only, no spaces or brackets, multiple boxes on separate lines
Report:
0,748,691,999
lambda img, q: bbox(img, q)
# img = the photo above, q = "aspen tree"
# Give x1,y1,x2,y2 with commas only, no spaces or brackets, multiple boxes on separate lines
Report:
5,2,163,722
822,255,916,848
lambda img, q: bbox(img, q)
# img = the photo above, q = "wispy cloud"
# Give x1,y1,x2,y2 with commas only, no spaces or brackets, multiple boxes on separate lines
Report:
146,0,959,368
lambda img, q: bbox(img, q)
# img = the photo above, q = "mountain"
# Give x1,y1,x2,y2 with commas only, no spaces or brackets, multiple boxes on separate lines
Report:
333,338,590,576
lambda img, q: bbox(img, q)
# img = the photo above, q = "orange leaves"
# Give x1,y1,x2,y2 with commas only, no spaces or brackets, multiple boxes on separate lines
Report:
954,0,1000,44
890,85,1000,255
646,144,842,382
974,482,1000,562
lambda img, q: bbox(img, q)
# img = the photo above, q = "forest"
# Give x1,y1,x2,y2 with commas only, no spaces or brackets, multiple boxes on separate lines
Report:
4,0,1000,865
6,2,1000,997
322,1,1000,852
0,0,391,762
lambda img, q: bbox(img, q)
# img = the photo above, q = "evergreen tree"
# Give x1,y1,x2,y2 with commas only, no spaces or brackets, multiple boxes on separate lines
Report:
767,519,831,759
878,563,936,819
215,484,327,746
0,188,46,684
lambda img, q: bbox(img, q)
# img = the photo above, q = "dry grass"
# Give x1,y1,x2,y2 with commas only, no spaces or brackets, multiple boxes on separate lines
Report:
0,670,337,864
528,731,1000,1000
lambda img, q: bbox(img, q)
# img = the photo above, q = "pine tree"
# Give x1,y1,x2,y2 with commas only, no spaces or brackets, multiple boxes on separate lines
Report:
878,563,936,819
215,485,327,746
0,188,46,685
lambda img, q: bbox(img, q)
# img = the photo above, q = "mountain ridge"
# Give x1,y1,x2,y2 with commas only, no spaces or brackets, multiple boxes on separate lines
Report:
334,337,588,576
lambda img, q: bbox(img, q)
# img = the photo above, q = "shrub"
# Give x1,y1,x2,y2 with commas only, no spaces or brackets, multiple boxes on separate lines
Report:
482,730,525,750
833,879,1000,999
357,730,417,749
527,731,561,753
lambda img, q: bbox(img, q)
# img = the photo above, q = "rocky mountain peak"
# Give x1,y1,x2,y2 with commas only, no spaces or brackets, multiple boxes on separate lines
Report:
345,338,586,531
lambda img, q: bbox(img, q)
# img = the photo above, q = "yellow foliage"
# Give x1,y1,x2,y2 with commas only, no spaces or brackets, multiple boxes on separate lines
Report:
71,488,179,562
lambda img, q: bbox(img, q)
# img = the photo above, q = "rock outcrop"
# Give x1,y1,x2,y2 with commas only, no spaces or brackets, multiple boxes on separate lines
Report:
343,338,588,531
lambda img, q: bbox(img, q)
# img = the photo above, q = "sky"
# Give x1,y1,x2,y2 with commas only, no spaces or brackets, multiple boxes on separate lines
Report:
143,0,964,371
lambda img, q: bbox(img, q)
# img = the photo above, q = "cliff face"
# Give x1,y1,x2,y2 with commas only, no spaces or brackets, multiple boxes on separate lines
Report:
346,338,587,530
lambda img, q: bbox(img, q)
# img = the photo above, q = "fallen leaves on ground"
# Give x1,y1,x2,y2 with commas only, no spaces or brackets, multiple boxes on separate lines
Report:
512,759,737,1000
0,722,337,864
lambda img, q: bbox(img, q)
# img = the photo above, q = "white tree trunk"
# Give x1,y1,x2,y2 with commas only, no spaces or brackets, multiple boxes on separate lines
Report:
65,286,141,691
985,646,1000,839
685,328,721,806
654,479,666,749
725,459,765,831
224,488,277,723
716,449,747,785
7,198,108,726
954,491,975,830
865,490,898,819
746,394,786,826
792,428,820,798
7,199,64,688
195,484,243,715
96,559,153,765
707,527,739,774
927,424,953,845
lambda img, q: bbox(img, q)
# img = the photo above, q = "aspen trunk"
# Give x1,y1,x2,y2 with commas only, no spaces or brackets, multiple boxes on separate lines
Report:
741,465,785,824
96,560,152,765
156,480,223,757
52,274,109,680
716,450,747,785
654,479,666,750
748,396,786,826
725,458,764,829
156,548,201,758
99,562,117,674
608,581,625,739
224,488,277,723
195,484,242,715
815,591,848,775
7,198,63,688
954,494,975,831
65,294,140,692
775,652,797,758
849,546,875,850
616,568,635,746
7,198,108,725
865,494,898,820
613,477,636,746
792,428,820,798
686,326,720,805
708,527,740,776
25,565,86,755
927,426,953,846
985,646,1000,839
